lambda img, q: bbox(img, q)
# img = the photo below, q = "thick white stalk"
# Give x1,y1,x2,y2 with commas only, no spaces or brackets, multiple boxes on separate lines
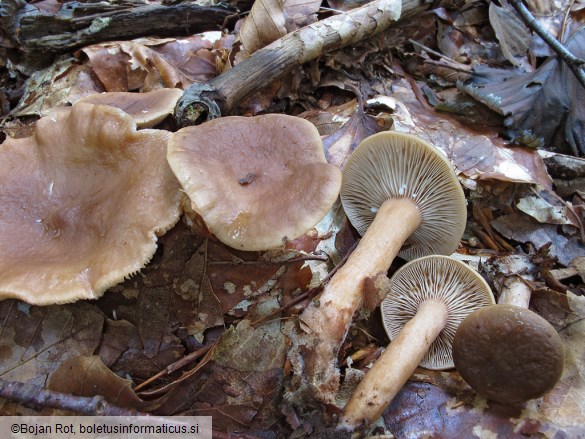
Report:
498,277,531,308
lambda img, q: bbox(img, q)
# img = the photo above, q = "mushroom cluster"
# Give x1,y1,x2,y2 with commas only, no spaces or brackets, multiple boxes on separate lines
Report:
295,131,467,403
0,102,182,305
341,255,495,428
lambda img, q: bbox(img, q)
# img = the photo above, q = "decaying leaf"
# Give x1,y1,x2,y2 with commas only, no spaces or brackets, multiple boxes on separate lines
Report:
237,0,321,58
488,1,530,66
390,78,553,188
48,356,148,410
0,300,104,386
460,28,585,156
491,212,585,266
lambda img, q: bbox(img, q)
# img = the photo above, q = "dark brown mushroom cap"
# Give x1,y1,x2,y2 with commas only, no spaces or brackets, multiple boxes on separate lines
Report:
75,89,183,127
167,114,342,251
381,255,495,369
453,304,564,404
0,102,182,305
341,132,466,260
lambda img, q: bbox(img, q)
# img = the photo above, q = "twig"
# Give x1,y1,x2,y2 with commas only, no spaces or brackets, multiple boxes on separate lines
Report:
508,0,585,89
0,378,145,416
134,342,215,392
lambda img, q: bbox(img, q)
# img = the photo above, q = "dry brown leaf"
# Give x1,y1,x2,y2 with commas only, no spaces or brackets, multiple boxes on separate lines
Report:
48,355,148,410
238,0,288,58
390,78,553,189
488,1,530,66
0,300,104,386
237,0,321,58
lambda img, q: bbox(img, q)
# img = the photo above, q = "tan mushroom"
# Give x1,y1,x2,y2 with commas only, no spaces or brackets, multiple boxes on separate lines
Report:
75,88,183,128
0,102,182,305
453,257,564,404
341,255,495,428
166,114,342,251
297,132,467,403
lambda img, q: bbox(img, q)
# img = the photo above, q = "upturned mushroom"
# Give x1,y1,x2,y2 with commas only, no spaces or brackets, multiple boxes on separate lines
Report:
0,102,182,305
341,255,495,428
295,132,467,402
166,114,342,251
452,257,564,404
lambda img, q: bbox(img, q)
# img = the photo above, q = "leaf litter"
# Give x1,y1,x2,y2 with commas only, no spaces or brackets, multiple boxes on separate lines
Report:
1,0,585,437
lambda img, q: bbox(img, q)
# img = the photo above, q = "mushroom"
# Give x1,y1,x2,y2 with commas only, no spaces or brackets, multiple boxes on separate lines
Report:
341,255,495,428
295,131,467,402
452,256,564,404
0,102,182,305
74,88,183,128
166,114,342,251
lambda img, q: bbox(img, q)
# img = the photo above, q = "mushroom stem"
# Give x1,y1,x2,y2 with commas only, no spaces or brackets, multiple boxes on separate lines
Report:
299,198,421,401
498,276,531,308
342,299,448,427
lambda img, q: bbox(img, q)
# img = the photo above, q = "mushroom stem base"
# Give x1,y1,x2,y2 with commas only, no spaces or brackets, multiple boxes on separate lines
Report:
296,198,421,402
342,299,448,428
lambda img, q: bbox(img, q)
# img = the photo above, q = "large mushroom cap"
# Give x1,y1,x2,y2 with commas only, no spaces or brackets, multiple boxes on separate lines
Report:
341,131,466,260
167,114,342,251
453,304,564,404
381,255,495,369
0,102,182,305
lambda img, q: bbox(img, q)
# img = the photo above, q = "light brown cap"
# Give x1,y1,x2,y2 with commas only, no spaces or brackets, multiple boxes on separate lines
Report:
0,102,182,305
341,132,466,260
75,89,183,128
453,304,564,404
381,255,495,369
167,114,342,251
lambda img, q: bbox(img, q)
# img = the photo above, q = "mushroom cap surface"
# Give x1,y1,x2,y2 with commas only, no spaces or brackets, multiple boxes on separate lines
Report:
75,88,183,128
381,255,495,369
341,131,466,260
0,102,182,305
452,304,564,404
167,114,342,251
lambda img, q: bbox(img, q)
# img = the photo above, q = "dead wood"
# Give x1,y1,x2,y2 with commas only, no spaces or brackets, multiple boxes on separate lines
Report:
0,378,145,416
175,0,434,126
0,0,247,65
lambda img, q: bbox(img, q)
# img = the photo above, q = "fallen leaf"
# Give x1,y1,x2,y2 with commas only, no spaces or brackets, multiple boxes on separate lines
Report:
491,212,585,266
0,300,104,386
48,356,148,410
460,28,585,156
488,2,530,66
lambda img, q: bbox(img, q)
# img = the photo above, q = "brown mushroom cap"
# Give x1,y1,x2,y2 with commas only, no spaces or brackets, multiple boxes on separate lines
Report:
0,102,182,305
381,255,495,369
75,89,183,127
167,114,342,251
452,304,564,404
341,132,466,260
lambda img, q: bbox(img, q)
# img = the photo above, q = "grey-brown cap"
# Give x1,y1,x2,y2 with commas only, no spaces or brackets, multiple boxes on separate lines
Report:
381,255,495,369
0,103,182,305
341,132,466,260
453,304,564,404
167,114,342,251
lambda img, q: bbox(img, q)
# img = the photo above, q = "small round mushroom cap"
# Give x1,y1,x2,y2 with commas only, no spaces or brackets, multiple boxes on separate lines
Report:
381,255,495,369
0,102,182,305
341,132,466,260
167,114,342,251
453,304,564,404
75,89,183,128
